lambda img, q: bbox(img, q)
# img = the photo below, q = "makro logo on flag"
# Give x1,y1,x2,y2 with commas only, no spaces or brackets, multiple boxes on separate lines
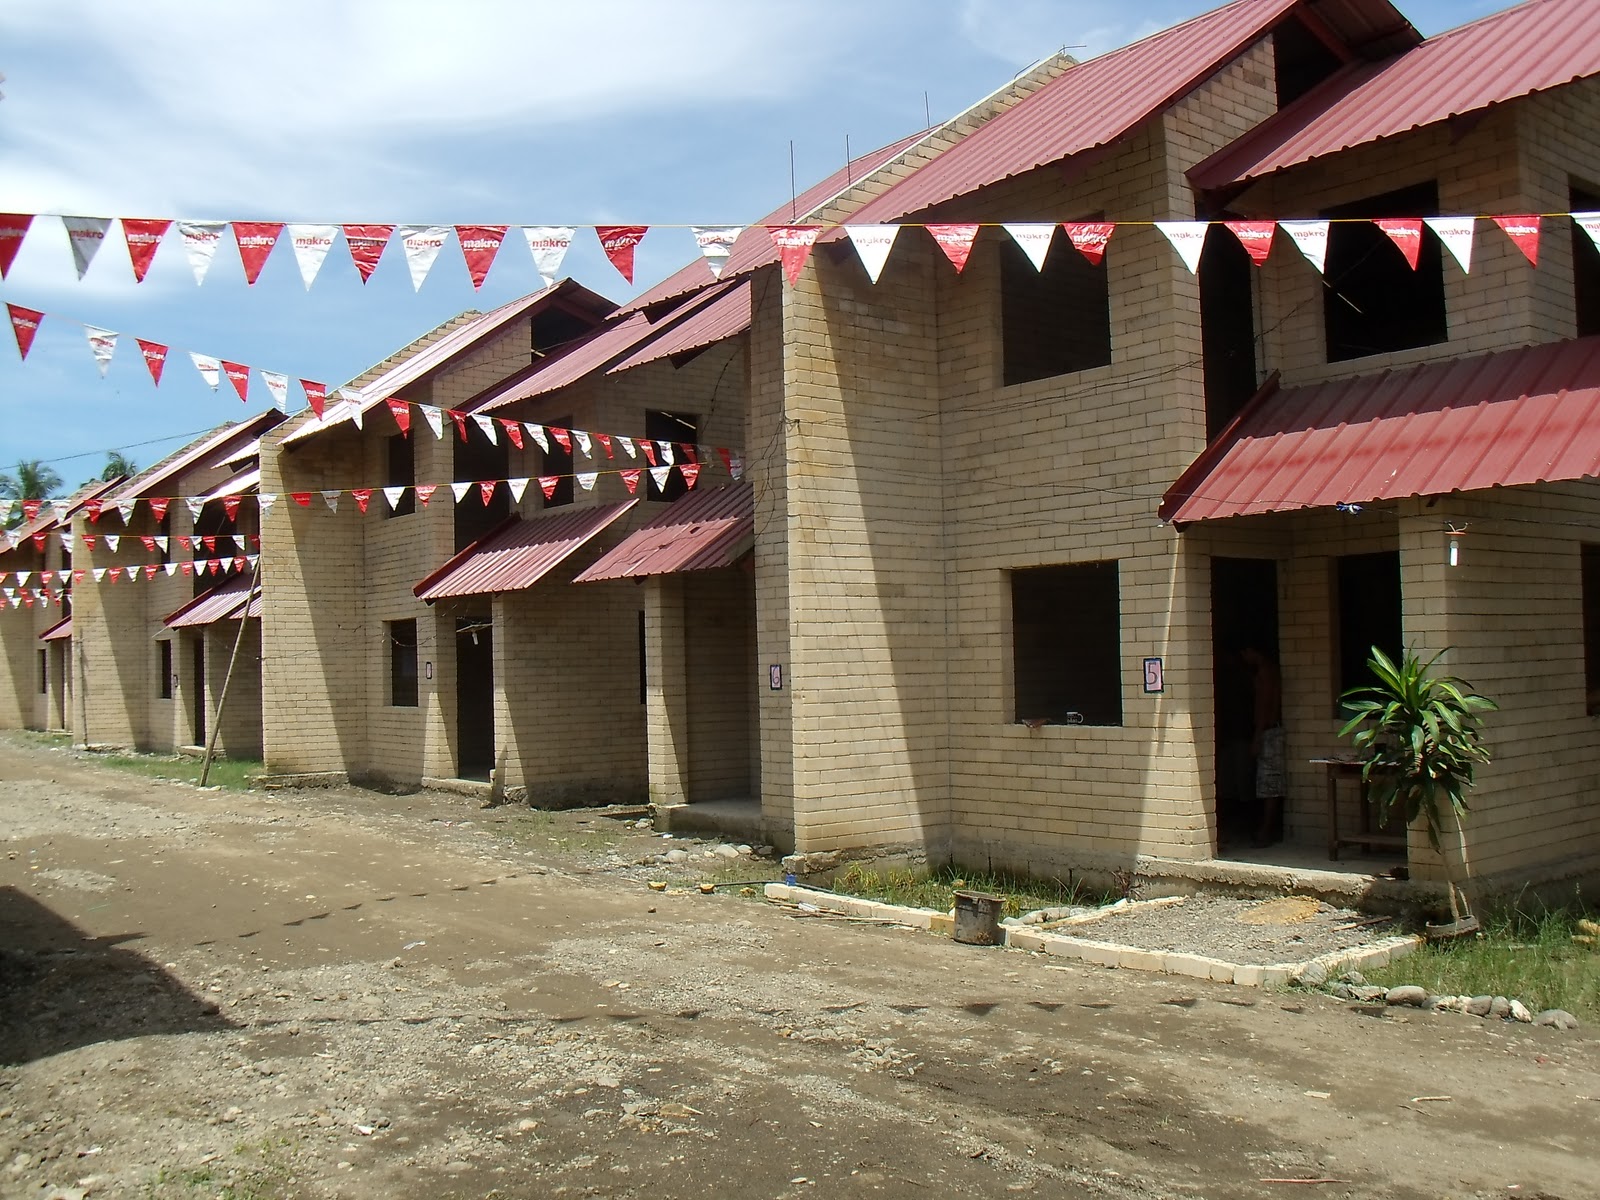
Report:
295,233,332,248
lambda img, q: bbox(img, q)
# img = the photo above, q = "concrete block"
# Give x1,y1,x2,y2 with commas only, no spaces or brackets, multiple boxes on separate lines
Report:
1118,948,1164,973
1162,952,1216,980
1233,964,1266,988
1005,929,1047,952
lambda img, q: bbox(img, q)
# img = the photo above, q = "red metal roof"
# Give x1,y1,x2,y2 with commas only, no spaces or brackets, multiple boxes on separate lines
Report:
1192,0,1600,191
165,575,257,628
413,500,638,600
198,465,260,504
607,281,751,375
1160,337,1600,523
574,484,753,582
39,616,71,642
110,413,283,505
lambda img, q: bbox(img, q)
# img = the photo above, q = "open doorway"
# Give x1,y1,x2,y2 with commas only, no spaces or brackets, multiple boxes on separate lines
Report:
456,618,495,780
191,636,206,747
1211,557,1279,853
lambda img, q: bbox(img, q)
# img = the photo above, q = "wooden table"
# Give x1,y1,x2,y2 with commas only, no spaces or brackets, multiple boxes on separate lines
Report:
1311,756,1407,861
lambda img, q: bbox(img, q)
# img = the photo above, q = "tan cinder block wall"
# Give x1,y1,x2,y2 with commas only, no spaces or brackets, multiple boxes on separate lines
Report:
0,540,56,730
205,619,263,759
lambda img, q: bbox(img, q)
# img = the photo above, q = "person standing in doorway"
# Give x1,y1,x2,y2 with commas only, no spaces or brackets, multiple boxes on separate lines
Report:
1241,645,1284,846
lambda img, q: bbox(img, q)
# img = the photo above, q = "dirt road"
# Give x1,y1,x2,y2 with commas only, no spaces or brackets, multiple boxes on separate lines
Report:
1,735,1595,1199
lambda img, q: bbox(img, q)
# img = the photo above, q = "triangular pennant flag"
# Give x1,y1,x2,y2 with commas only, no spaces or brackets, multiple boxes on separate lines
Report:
153,535,168,552
573,429,592,458
596,433,614,458
656,440,675,465
179,561,193,576
19,499,40,523
343,224,394,282
140,535,157,551
649,464,672,492
551,427,572,453
320,490,341,512
191,352,221,390
136,338,168,384
1156,222,1208,274
768,225,821,286
1375,218,1423,269
717,447,733,475
31,533,47,552
59,532,74,554
521,226,575,287
104,534,120,552
1279,219,1329,274
537,476,559,500
115,500,135,523
341,387,365,430
301,379,327,419
62,216,112,278
507,477,529,503
926,223,980,273
451,481,473,504
640,440,657,466
0,214,32,279
148,497,170,522
526,423,548,452
108,566,123,582
222,495,242,521
288,223,338,289
351,488,373,514
290,492,312,507
616,435,637,459
84,500,103,523
728,454,745,481
693,226,744,278
208,558,222,576
221,360,250,402
455,225,506,288
163,561,178,576
596,225,647,283
1493,215,1540,266
121,218,170,281
576,471,597,491
473,414,499,445
261,370,290,412
1425,216,1475,273
85,326,118,377
201,535,216,552
382,486,406,512
1003,223,1055,271
144,564,159,580
499,419,523,450
845,225,900,283
232,221,283,284
186,496,205,520
421,405,444,440
1223,220,1276,266
478,480,498,505
49,501,68,526
257,493,276,517
448,409,469,442
386,398,412,436
415,484,437,506
232,556,247,573
680,462,701,490
177,219,228,284
7,304,43,360
398,224,450,291
1062,222,1115,265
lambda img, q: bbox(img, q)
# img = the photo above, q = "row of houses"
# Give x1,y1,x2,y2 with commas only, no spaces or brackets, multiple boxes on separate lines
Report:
7,0,1600,901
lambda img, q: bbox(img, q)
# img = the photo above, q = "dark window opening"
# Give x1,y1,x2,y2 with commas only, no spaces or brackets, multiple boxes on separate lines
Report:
389,618,419,708
1272,15,1344,108
1323,182,1447,362
159,639,173,699
1572,183,1600,338
1000,228,1112,386
531,307,601,357
1200,222,1259,438
386,433,416,517
1335,551,1403,709
638,610,647,704
1582,544,1600,715
38,649,47,695
454,429,510,551
540,414,574,510
1011,561,1122,726
646,410,699,502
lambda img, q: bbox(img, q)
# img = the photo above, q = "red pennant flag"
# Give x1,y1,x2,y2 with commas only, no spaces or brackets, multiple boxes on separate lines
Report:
351,488,372,514
73,570,85,585
31,533,46,551
680,462,701,490
640,440,657,467
1062,222,1115,265
149,497,169,522
386,398,412,436
596,225,647,283
538,476,559,499
85,500,104,523
596,433,614,458
108,566,123,582
233,556,247,573
222,360,250,401
927,223,981,273
620,468,642,495
0,214,32,279
7,304,43,359
203,536,217,552
454,225,506,288
140,535,157,551
415,484,437,506
82,535,98,550
175,535,191,550
499,420,523,450
343,224,393,282
180,561,194,576
136,337,168,384
1224,220,1276,266
250,535,261,549
222,496,242,521
232,221,284,284
768,226,821,286
208,559,222,576
1375,218,1423,269
679,442,698,464
449,409,469,441
1493,215,1541,265
550,427,572,452
22,499,41,522
144,564,159,579
718,447,732,475
121,218,170,281
300,379,327,419
478,480,498,506
291,492,312,507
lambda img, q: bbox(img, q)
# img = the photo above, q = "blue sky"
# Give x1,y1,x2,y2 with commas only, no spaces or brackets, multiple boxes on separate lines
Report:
0,0,1503,489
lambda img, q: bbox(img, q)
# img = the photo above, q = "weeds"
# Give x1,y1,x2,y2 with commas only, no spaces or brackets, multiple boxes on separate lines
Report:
829,862,1107,919
2,730,260,789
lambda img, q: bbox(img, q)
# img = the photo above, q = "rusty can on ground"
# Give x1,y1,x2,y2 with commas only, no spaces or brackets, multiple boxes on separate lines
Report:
951,889,1005,945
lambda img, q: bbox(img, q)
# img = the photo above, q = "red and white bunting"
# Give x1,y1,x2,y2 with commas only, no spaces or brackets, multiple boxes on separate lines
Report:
615,434,636,459
1279,219,1329,274
186,497,204,521
343,224,394,283
104,534,120,552
383,486,406,512
178,220,228,284
136,337,167,384
258,494,276,517
596,225,647,283
1425,216,1475,273
0,214,31,278
500,420,523,450
233,221,284,284
522,226,575,287
85,325,117,377
1493,215,1540,266
573,429,592,458
455,225,506,289
507,477,529,503
149,497,169,522
596,433,613,458
115,500,136,523
7,304,43,359
845,225,899,284
1224,220,1275,266
477,480,498,505
640,439,656,466
648,464,672,492
537,476,558,500
415,484,437,506
927,223,980,273
221,360,250,402
62,216,112,278
655,439,674,465
451,481,473,504
1156,222,1208,274
473,414,498,445
301,379,327,419
692,226,743,278
572,470,594,491
121,218,170,281
420,405,444,440
386,398,411,436
1063,222,1115,265
1003,223,1056,271
340,388,365,430
1575,212,1600,254
351,488,373,514
1375,218,1423,269
261,369,290,412
320,491,340,512
680,462,700,490
551,427,572,453
288,224,338,289
399,225,450,291
222,495,243,521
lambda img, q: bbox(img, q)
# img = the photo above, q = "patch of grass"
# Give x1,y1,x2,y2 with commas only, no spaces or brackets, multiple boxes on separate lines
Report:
8,729,70,750
1362,893,1600,1021
92,749,261,791
491,806,627,854
830,862,1107,919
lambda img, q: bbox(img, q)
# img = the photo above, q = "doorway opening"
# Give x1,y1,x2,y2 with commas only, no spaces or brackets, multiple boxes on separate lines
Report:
1211,557,1279,854
191,636,207,746
456,618,495,781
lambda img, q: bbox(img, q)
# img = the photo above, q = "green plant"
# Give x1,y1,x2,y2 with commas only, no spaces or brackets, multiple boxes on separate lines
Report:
1339,646,1497,926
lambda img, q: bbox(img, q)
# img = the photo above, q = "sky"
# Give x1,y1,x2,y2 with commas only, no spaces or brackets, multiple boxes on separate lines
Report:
0,0,1506,490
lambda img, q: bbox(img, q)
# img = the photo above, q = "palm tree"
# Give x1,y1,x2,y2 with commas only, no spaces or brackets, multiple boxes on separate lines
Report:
100,451,137,482
0,459,62,523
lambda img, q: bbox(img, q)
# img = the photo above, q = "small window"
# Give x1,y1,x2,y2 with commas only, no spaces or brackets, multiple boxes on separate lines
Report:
1323,183,1447,363
389,619,419,708
386,434,415,518
158,640,173,699
39,649,48,695
1011,561,1122,726
1572,184,1600,339
645,410,699,502
540,415,574,510
1335,551,1403,705
1272,15,1343,109
1583,544,1600,714
1001,230,1112,386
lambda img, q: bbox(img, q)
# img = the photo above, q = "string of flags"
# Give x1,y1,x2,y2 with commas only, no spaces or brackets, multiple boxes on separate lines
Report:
0,527,259,558
1,554,257,603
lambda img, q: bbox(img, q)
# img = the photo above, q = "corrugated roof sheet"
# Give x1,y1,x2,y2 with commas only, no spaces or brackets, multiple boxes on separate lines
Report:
39,616,71,642
607,281,751,375
574,484,753,582
413,501,638,600
164,576,257,628
1159,337,1600,523
198,466,260,505
1191,0,1600,191
109,413,283,505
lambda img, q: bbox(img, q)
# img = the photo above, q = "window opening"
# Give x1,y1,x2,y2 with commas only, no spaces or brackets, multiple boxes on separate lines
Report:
1323,182,1447,362
1011,561,1122,726
1000,228,1111,386
645,410,699,502
389,618,419,707
1335,551,1402,709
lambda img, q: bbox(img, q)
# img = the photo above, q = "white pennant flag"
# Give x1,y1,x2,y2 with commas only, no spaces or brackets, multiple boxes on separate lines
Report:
845,225,900,284
59,532,74,553
450,481,472,504
153,536,168,552
692,226,743,278
1425,216,1475,274
648,465,672,491
85,325,118,377
1279,220,1329,275
421,405,444,440
576,471,598,491
656,440,675,466
261,369,290,412
728,454,744,480
383,486,407,511
288,223,338,290
521,226,575,287
116,500,136,523
92,568,106,583
16,571,31,586
1573,212,1600,254
398,225,451,291
164,562,179,576
0,499,12,524
62,216,112,278
320,490,341,512
507,477,529,503
338,386,364,430
103,534,120,552
473,414,498,445
178,220,228,284
247,554,258,569
573,429,592,458
1003,223,1056,271
526,423,549,453
191,352,221,390
51,500,70,523
615,435,637,459
186,497,205,520
258,493,277,517
1156,222,1209,275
